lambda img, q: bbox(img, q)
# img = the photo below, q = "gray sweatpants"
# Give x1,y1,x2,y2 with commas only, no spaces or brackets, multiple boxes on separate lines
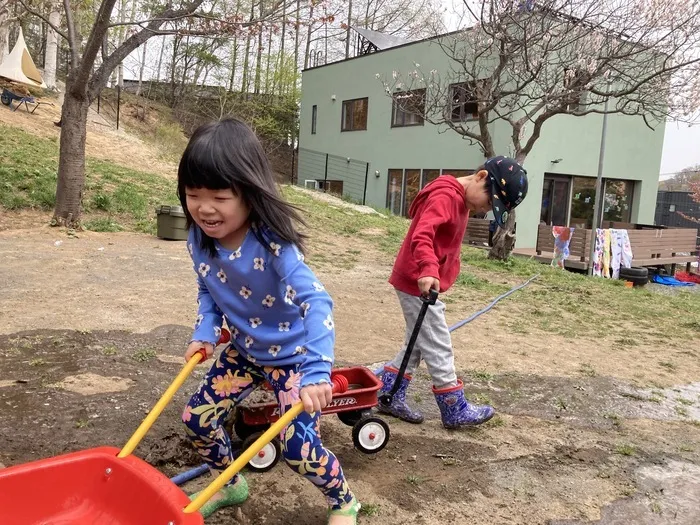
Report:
387,290,458,389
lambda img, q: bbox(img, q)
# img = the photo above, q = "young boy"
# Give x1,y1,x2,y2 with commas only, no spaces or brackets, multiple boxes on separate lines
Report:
378,156,528,429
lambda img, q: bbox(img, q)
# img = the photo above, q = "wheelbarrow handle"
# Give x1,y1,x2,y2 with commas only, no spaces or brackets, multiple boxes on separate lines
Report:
117,329,231,459
184,376,349,514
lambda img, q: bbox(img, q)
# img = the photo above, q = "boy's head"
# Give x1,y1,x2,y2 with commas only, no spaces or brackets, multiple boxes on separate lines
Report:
479,156,528,226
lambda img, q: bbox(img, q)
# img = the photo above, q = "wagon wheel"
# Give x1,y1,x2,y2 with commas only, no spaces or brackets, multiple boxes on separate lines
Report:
242,433,282,473
233,414,270,440
1,92,11,106
352,416,390,454
337,409,365,427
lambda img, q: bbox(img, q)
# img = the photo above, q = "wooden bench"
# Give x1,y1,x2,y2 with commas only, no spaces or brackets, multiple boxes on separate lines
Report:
626,227,698,271
463,218,491,246
535,224,591,270
533,224,698,271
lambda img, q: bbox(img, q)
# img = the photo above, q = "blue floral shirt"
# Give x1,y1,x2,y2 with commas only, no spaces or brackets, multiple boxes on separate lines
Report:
188,225,334,387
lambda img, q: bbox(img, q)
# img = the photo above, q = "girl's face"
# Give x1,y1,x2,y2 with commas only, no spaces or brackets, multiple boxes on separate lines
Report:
185,187,251,247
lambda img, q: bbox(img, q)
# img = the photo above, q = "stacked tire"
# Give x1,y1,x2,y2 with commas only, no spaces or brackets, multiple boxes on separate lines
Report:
619,267,649,287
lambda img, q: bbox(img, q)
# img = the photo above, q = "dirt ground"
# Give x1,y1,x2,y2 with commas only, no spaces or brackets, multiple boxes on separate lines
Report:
1,211,699,524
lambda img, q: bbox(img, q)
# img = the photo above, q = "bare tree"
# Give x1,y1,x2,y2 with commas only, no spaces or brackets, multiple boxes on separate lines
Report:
20,0,296,227
43,0,60,89
0,0,20,58
382,0,700,259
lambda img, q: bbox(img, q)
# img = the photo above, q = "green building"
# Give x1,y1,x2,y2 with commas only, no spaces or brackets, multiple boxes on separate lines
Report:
297,29,665,249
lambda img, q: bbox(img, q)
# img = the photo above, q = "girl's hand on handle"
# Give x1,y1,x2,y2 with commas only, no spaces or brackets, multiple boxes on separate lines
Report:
185,341,214,362
299,383,333,414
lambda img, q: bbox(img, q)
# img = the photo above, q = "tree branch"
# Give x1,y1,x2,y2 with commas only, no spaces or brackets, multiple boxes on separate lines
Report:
16,0,67,41
62,0,78,70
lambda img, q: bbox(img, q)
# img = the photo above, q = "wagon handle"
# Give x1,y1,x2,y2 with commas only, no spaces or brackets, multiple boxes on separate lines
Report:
117,329,231,459
184,374,349,514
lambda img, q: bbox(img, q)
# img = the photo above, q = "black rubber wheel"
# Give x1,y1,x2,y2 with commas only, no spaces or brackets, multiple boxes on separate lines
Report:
352,416,390,454
1,93,11,106
233,415,270,440
242,433,281,473
337,410,364,427
620,267,649,287
619,267,648,279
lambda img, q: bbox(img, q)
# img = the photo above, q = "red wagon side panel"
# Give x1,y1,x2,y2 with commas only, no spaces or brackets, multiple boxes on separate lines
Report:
0,446,202,525
242,366,383,426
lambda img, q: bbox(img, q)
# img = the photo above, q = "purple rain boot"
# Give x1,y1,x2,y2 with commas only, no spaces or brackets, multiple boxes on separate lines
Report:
433,380,495,429
377,366,424,424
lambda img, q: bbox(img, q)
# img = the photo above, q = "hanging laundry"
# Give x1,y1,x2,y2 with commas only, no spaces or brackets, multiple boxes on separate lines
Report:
602,229,612,278
610,229,634,279
592,228,605,277
551,226,575,269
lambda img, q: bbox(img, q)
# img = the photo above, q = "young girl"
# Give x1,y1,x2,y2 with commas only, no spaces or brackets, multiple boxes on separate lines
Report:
178,118,359,524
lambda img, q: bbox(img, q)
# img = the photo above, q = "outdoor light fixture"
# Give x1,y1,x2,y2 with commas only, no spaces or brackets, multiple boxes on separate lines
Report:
331,94,336,101
551,158,563,164
375,170,380,178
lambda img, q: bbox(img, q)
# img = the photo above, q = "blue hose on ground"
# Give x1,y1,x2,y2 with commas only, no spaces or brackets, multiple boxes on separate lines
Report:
447,273,540,333
170,463,209,486
172,274,540,486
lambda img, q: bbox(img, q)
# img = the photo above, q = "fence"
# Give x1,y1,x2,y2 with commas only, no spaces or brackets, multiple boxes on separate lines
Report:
297,148,369,204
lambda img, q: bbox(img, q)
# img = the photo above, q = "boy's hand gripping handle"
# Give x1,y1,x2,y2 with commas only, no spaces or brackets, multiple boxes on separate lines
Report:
117,329,231,458
378,288,438,407
184,375,349,514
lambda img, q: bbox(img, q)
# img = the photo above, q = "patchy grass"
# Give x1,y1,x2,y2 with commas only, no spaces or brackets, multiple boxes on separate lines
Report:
0,124,178,234
615,444,636,456
132,348,157,362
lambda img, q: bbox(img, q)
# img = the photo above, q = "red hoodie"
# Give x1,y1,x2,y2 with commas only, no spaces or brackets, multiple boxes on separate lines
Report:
389,176,469,297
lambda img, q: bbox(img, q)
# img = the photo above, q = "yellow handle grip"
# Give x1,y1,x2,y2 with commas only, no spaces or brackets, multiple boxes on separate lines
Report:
184,401,305,513
118,352,204,458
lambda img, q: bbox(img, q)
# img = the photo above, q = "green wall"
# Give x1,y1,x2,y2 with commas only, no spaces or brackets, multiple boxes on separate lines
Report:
298,38,665,249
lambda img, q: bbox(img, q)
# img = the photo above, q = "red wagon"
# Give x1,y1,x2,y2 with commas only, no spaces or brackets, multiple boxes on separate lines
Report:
231,366,390,472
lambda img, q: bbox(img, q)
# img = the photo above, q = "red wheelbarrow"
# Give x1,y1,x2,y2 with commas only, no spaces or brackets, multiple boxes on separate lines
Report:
0,329,350,525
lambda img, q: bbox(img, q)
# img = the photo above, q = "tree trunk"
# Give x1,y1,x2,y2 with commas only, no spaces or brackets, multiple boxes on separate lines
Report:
278,0,285,95
254,0,264,94
292,0,300,98
155,35,166,82
44,4,61,90
345,0,352,59
242,1,254,93
304,3,315,69
487,209,517,261
264,27,272,93
53,85,90,227
136,40,147,96
0,8,12,59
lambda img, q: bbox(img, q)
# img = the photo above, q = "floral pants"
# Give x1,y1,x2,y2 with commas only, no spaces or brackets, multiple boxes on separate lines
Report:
182,344,354,509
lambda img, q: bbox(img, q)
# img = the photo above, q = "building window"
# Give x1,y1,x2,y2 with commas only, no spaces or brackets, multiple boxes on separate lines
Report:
387,169,403,215
421,169,440,187
602,179,634,224
311,105,317,134
341,98,368,131
568,177,635,228
450,81,480,121
392,89,425,127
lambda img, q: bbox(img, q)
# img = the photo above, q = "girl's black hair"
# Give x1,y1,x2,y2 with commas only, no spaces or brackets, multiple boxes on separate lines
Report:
178,118,307,257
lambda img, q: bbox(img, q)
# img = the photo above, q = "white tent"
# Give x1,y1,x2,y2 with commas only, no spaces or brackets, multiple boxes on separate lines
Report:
0,27,46,88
